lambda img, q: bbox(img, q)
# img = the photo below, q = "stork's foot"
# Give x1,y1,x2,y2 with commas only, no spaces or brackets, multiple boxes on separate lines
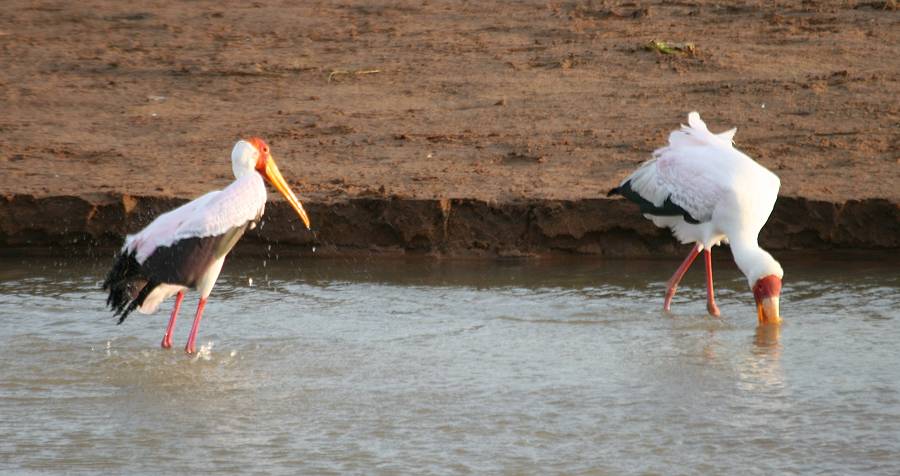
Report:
663,286,677,312
184,297,207,355
663,244,702,314
703,249,720,318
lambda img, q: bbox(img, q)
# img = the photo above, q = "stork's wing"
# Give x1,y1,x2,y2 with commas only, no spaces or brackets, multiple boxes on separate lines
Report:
169,173,266,245
609,112,739,224
123,191,220,263
140,221,252,287
125,173,266,263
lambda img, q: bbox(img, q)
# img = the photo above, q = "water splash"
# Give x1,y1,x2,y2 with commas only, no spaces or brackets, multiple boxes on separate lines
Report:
191,341,214,362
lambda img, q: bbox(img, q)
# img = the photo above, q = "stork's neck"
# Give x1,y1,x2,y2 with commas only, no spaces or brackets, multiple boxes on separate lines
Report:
729,233,783,287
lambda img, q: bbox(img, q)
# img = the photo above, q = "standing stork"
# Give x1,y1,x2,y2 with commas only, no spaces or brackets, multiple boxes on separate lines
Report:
103,138,311,353
608,112,783,324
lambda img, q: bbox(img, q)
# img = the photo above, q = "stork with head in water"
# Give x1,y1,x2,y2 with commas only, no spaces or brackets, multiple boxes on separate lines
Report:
103,138,311,353
609,112,783,324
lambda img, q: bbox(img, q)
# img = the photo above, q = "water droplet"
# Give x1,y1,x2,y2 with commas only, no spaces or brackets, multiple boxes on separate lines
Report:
193,342,214,361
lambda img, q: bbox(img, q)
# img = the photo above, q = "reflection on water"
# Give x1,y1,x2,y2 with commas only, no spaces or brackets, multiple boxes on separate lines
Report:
742,325,785,394
0,255,898,474
754,323,782,349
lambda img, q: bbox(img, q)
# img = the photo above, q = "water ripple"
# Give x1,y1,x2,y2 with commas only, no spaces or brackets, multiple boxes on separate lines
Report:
0,257,898,474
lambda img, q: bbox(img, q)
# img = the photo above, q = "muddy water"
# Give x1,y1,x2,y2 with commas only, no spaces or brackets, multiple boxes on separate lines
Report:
1,256,898,474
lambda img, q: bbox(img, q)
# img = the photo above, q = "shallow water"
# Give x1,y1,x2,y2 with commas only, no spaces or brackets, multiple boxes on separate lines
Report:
1,255,898,475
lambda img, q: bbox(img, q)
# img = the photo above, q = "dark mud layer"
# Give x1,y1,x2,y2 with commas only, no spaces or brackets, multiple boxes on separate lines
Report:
2,193,896,258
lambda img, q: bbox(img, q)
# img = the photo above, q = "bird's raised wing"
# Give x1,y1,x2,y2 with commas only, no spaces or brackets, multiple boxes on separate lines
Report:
610,112,738,224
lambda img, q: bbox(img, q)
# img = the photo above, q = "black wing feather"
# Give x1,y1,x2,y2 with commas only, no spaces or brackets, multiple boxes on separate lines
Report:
101,222,252,324
608,180,701,224
102,250,160,324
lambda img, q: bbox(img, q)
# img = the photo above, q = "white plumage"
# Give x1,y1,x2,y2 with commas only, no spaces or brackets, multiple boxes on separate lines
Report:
611,112,784,323
124,173,266,264
104,138,311,353
121,173,265,314
619,112,782,283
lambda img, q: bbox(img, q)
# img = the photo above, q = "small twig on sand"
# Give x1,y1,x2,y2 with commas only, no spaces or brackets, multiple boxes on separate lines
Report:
328,69,381,82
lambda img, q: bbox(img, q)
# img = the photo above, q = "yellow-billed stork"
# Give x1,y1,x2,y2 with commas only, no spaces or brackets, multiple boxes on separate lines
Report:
609,112,783,324
103,138,311,353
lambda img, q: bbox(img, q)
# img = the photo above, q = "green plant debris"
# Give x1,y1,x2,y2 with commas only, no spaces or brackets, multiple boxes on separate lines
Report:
328,69,381,82
645,40,696,56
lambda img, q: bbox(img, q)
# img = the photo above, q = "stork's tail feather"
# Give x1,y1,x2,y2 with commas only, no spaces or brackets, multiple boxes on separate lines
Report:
666,111,737,150
102,250,158,324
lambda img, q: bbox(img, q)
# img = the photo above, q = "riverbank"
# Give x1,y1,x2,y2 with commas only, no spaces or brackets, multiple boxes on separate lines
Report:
1,1,897,257
1,193,897,257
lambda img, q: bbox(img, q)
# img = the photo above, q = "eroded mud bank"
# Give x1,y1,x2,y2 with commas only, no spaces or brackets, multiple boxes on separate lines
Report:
1,194,896,258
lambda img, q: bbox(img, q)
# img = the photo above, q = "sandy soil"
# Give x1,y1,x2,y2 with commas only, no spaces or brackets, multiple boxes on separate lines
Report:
0,1,898,255
2,0,898,200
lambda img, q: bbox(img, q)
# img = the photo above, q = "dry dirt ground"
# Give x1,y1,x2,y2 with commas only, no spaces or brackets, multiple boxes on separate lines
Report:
0,1,898,255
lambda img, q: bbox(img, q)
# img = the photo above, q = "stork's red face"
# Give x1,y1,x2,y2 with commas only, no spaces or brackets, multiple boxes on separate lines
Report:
246,137,311,230
247,137,271,171
753,275,782,324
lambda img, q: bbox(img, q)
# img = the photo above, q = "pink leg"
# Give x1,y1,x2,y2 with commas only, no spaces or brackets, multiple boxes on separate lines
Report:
705,249,721,317
664,243,702,312
161,291,184,349
184,297,208,355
